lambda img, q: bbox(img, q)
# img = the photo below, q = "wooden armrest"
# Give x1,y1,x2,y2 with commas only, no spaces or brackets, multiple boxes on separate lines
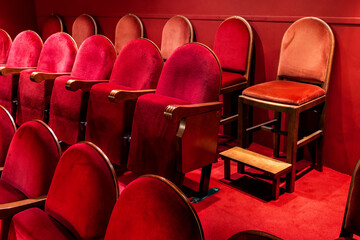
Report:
65,80,109,92
164,102,223,121
30,72,71,83
0,195,46,219
0,67,36,76
108,89,156,103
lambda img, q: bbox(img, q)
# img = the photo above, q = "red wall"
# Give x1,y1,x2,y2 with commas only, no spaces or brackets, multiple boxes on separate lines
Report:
0,0,37,38
34,0,360,175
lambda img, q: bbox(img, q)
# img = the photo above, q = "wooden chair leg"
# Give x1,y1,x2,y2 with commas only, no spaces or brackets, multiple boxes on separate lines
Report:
224,158,231,180
238,97,248,148
286,110,300,193
273,111,281,158
199,164,212,197
237,162,245,173
272,177,280,200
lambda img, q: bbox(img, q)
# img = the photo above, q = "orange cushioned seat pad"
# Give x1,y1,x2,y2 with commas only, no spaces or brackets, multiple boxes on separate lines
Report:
243,80,325,105
221,71,246,88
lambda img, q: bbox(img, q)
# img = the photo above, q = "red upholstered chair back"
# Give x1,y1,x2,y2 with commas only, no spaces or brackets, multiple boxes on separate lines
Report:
0,105,16,167
160,15,193,60
41,14,64,41
0,29,11,64
109,38,163,89
71,35,116,80
115,13,144,54
156,43,221,103
72,14,97,47
105,175,204,240
277,17,334,91
6,30,42,68
213,16,252,75
1,120,61,198
36,32,77,73
341,159,360,237
45,142,118,239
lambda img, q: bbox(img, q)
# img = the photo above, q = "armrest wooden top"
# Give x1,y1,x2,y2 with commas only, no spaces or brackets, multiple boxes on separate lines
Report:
164,101,222,121
30,72,71,83
65,79,109,92
0,195,46,219
108,89,156,103
0,67,36,76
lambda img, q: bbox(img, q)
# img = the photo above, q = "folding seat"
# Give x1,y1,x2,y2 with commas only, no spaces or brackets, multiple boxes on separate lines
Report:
228,230,282,240
128,43,222,195
114,13,144,53
104,175,204,240
225,17,334,193
213,16,253,135
0,29,12,64
72,14,97,47
81,38,163,169
337,158,360,239
160,15,193,60
41,14,64,41
8,142,119,240
0,30,43,116
48,35,116,145
0,120,61,239
16,32,77,125
0,106,16,169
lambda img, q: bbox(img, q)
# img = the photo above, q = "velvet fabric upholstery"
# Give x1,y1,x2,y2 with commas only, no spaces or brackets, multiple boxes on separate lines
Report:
228,230,283,240
213,17,250,73
49,35,116,145
243,80,325,105
72,14,97,47
0,31,42,116
115,14,143,53
278,17,333,84
16,32,77,125
9,142,118,240
104,175,203,240
221,71,247,88
160,15,193,60
0,106,16,167
0,29,12,64
41,14,63,41
85,38,163,166
128,43,221,183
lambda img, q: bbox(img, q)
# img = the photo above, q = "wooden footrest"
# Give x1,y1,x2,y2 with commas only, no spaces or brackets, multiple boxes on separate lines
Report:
220,147,292,200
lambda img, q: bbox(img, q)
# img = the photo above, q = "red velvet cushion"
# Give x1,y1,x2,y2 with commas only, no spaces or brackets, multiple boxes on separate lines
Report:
115,14,143,53
45,142,118,239
85,83,135,167
0,180,26,203
128,94,190,182
213,17,250,73
0,29,11,64
243,80,325,105
72,14,97,47
1,121,60,198
161,15,193,60
15,32,77,125
104,175,203,240
221,70,246,88
8,208,75,240
278,17,333,84
156,43,221,103
41,14,63,41
49,35,116,144
0,106,15,167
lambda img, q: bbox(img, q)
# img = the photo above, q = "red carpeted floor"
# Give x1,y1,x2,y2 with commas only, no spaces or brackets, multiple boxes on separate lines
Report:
184,143,353,240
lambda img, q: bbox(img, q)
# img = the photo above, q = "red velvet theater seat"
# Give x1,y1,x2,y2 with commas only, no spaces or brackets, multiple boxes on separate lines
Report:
213,16,253,134
8,142,119,240
104,175,204,240
0,105,16,168
16,32,77,125
72,14,97,47
235,17,334,192
228,230,283,240
128,43,222,195
0,30,43,117
0,29,12,64
49,35,116,145
115,13,144,54
160,15,193,60
0,120,61,239
84,38,163,169
41,14,64,41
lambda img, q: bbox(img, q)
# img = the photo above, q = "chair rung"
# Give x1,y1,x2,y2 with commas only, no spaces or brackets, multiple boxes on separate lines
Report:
260,126,288,136
297,130,323,148
220,114,238,125
246,119,278,133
